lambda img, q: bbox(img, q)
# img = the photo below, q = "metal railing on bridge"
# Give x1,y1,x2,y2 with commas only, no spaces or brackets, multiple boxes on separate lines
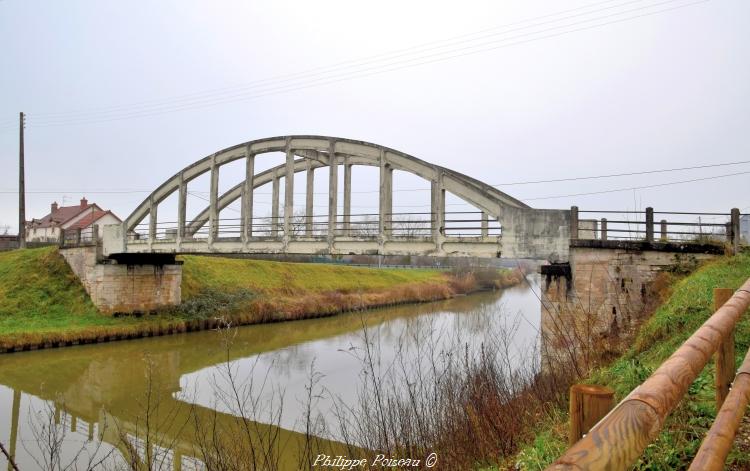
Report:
548,282,750,470
126,211,502,243
570,206,746,253
59,226,98,248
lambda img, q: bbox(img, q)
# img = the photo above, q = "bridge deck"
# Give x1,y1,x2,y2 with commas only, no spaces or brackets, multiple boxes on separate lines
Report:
123,235,504,258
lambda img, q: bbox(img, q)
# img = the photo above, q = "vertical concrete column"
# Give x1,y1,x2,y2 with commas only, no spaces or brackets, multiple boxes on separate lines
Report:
177,173,187,248
481,212,489,238
305,160,314,236
121,221,128,251
731,208,740,255
660,219,668,241
645,207,654,242
328,141,338,240
148,195,157,250
601,218,608,241
208,154,219,247
271,176,280,237
242,149,254,243
92,225,102,261
570,206,579,240
431,172,445,243
284,142,295,240
379,149,393,241
343,158,352,236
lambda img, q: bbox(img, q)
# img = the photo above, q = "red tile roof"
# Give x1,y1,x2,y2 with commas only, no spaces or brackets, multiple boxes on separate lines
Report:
28,203,98,228
67,210,121,230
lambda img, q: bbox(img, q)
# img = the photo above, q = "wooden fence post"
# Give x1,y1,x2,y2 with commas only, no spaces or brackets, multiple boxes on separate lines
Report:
569,384,615,445
714,288,735,408
645,207,654,242
75,228,81,246
601,218,607,241
660,219,668,241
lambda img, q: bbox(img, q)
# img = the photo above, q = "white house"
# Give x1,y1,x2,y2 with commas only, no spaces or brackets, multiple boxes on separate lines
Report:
25,198,121,243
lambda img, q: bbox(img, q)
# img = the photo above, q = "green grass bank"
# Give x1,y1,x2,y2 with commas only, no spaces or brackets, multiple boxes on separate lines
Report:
0,247,522,352
512,252,750,470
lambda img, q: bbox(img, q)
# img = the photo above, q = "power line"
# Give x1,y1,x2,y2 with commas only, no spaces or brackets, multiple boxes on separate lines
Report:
1,157,747,196
26,0,707,127
494,159,750,186
0,189,152,194
522,170,750,201
174,171,750,210
284,158,750,193
28,0,636,121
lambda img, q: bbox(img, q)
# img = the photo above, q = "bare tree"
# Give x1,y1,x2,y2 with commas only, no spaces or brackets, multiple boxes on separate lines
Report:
391,216,430,238
23,395,116,471
289,209,309,237
350,216,378,238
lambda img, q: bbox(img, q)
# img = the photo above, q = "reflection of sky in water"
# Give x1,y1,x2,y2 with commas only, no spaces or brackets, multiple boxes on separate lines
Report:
0,385,122,470
177,275,541,435
0,275,541,469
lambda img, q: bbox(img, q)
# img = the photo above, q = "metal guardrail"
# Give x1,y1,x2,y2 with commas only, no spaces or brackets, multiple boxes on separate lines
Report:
128,211,503,242
571,207,745,254
59,226,98,248
548,281,750,470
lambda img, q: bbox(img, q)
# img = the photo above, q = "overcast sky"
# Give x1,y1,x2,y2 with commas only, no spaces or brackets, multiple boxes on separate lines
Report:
1,0,748,233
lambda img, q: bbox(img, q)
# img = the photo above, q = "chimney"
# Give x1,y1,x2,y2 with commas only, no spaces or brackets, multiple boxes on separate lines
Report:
80,197,88,208
51,201,58,213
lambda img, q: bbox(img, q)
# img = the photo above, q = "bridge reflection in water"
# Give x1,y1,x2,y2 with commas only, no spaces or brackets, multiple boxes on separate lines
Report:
0,281,541,470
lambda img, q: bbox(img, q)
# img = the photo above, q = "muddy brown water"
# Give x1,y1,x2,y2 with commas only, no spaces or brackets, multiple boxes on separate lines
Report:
0,275,541,470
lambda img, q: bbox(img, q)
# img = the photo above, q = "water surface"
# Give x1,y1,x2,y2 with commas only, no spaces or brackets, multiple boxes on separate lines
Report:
0,275,541,470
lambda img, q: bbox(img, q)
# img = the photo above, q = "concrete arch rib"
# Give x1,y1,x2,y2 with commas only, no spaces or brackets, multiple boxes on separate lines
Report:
124,135,530,233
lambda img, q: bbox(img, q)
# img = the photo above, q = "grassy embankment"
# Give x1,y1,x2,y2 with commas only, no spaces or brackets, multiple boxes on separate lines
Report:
0,246,523,351
511,252,750,470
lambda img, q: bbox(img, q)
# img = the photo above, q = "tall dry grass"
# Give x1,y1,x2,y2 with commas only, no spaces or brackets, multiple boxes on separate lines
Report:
324,300,574,470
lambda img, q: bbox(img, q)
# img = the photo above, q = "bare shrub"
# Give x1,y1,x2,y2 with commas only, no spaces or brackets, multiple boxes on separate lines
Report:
328,303,574,470
22,394,116,471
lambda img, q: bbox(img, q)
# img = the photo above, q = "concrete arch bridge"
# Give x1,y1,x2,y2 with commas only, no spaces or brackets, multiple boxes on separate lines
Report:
102,135,570,260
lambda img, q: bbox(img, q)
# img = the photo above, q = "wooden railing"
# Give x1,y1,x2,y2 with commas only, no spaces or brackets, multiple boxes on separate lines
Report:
548,281,750,470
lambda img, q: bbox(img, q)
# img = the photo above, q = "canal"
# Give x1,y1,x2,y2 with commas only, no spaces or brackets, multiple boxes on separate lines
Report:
0,275,541,470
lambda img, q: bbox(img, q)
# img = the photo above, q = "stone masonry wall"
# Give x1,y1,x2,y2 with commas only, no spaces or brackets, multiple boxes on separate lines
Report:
60,246,182,315
541,246,718,370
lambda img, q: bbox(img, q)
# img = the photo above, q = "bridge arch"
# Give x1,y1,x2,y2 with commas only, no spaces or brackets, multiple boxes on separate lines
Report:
106,135,569,259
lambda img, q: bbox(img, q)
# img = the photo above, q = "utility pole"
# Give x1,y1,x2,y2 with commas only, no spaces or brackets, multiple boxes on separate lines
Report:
18,112,26,249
